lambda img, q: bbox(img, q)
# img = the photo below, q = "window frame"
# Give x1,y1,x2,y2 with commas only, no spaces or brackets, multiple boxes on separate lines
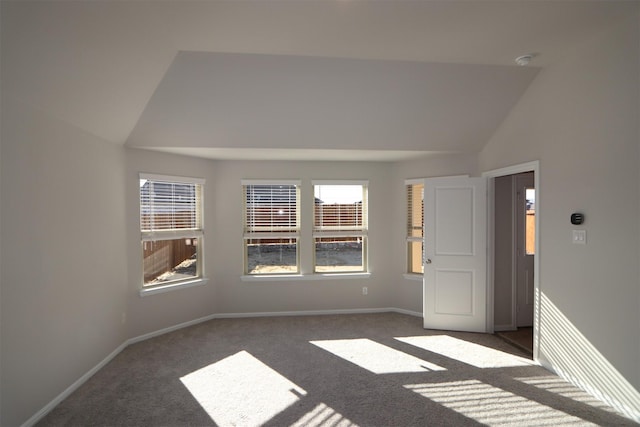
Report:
312,180,369,274
405,179,424,277
242,180,301,276
139,173,207,295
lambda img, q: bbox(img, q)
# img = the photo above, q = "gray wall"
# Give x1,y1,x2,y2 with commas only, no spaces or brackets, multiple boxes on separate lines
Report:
479,7,640,410
124,149,219,339
211,160,395,315
3,4,640,425
1,101,129,426
389,153,478,314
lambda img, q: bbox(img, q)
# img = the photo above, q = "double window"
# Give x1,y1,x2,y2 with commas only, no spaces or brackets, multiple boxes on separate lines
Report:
243,181,300,275
313,182,367,273
406,180,424,275
140,174,204,288
242,180,368,276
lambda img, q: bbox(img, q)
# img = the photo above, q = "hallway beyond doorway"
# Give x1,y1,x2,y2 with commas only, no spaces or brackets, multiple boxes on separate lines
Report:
496,327,533,356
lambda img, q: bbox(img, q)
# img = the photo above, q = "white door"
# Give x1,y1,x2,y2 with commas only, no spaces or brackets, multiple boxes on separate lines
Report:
515,173,535,327
423,177,487,333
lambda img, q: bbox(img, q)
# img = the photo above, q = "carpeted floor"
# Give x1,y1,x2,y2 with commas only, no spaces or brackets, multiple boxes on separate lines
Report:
38,313,635,426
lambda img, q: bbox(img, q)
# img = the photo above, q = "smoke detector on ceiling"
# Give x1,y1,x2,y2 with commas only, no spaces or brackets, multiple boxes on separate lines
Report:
515,54,534,66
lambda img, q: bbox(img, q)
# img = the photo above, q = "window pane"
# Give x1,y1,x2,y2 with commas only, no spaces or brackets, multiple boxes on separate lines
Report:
140,180,200,231
314,185,366,231
315,237,364,273
246,238,298,274
245,185,298,233
407,183,424,238
407,240,424,274
143,238,198,285
525,188,535,255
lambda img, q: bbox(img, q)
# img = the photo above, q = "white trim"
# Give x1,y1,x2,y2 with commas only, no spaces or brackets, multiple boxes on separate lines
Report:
402,273,423,281
213,307,421,319
139,277,209,297
483,160,540,360
141,229,203,241
20,341,128,427
544,364,640,423
391,307,423,317
20,308,421,426
243,232,299,239
312,179,369,186
481,161,538,179
241,179,301,186
128,312,219,345
241,272,371,282
312,231,367,238
139,172,205,185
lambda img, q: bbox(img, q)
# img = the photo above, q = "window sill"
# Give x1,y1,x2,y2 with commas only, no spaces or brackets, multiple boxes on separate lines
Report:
139,278,209,297
403,273,423,281
241,272,371,282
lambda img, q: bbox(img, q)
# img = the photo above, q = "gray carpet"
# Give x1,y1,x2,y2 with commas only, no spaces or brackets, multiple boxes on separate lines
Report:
38,313,636,426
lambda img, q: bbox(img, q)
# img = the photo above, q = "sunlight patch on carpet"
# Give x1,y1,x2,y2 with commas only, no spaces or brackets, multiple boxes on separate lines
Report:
310,338,445,374
396,335,535,368
405,380,597,426
516,376,617,413
290,403,358,427
180,350,306,426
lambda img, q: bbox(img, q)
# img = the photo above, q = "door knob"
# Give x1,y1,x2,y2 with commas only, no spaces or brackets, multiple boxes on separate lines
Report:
425,259,432,264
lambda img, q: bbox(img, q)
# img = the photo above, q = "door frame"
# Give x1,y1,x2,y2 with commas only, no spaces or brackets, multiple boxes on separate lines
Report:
482,160,540,361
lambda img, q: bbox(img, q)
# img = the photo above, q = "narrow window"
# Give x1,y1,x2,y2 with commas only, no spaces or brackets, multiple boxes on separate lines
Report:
313,182,368,273
525,187,535,255
406,181,424,274
243,181,300,275
140,174,204,288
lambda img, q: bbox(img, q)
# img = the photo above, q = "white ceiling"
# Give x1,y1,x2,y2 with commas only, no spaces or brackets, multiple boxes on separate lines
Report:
2,1,630,161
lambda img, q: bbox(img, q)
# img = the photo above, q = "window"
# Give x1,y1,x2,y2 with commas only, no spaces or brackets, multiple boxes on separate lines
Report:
243,181,300,275
140,174,204,288
406,180,424,274
313,181,368,273
525,187,535,255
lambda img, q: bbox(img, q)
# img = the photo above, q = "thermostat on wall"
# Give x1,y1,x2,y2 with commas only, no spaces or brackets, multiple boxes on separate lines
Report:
570,213,584,225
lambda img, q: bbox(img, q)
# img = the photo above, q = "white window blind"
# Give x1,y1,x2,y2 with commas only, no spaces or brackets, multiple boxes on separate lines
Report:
406,180,424,275
406,182,424,239
140,183,199,230
139,173,205,287
243,182,300,236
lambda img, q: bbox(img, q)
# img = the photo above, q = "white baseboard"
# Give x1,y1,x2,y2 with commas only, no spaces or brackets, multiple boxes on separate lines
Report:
21,341,128,427
213,307,421,319
127,312,218,345
494,323,517,332
22,307,421,427
388,307,423,318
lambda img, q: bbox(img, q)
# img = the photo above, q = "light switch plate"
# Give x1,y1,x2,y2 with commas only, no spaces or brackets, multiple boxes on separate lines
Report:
572,229,586,244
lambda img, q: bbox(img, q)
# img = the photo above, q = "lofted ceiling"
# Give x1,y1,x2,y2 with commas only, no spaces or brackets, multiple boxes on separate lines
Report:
1,1,630,161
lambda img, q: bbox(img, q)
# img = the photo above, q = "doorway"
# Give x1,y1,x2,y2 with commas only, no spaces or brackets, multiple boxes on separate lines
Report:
484,162,539,359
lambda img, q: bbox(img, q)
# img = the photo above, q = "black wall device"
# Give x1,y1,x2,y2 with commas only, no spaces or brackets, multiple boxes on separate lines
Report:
570,213,584,225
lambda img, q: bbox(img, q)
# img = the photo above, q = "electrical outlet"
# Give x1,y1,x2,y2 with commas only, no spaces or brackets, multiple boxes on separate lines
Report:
362,287,368,295
121,313,127,324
